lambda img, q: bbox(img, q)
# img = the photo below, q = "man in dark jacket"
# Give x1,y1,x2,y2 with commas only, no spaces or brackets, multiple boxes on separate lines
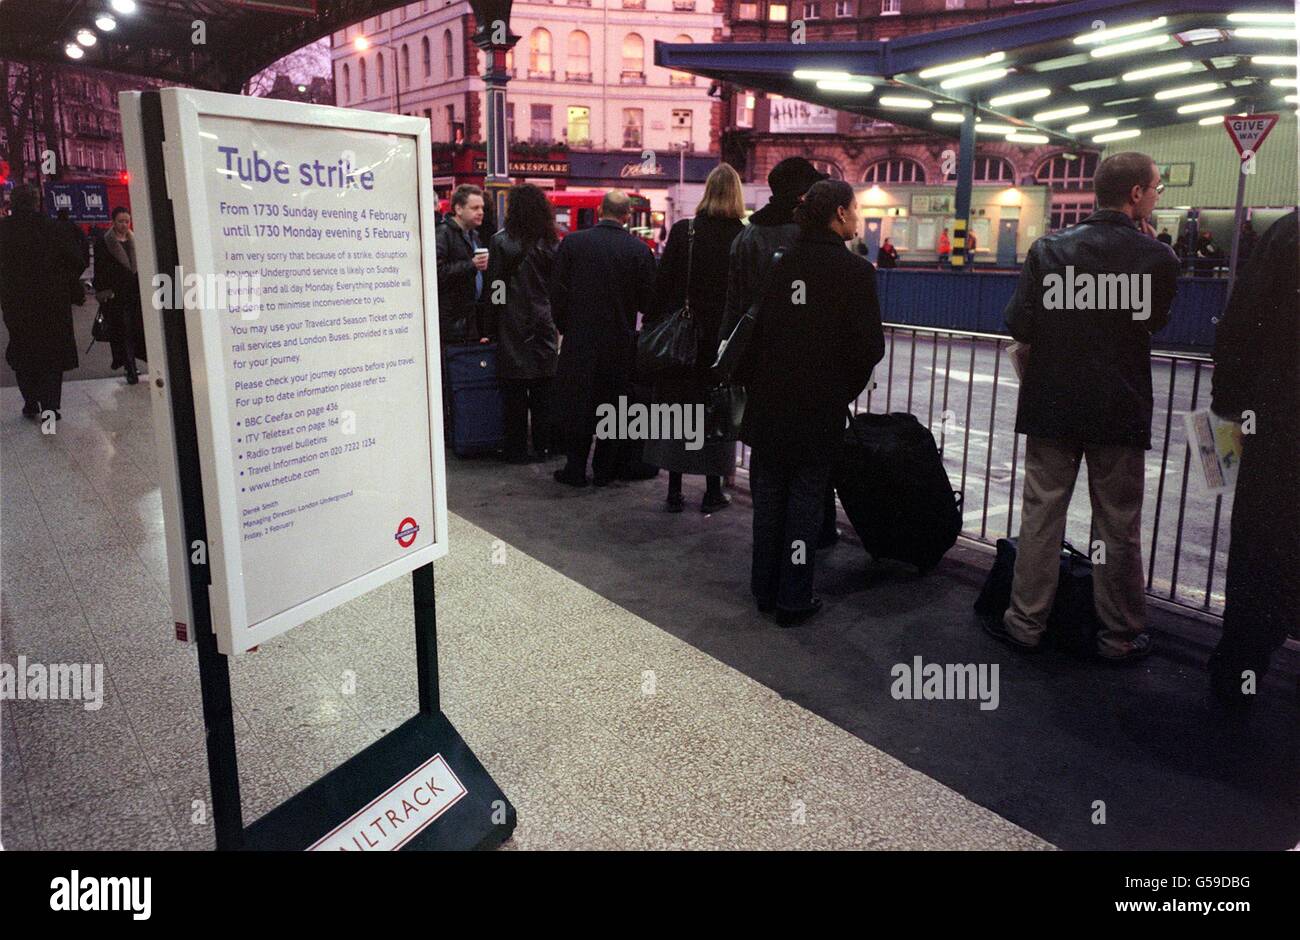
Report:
434,184,488,345
550,190,656,486
1207,210,1298,709
0,184,83,419
990,152,1180,662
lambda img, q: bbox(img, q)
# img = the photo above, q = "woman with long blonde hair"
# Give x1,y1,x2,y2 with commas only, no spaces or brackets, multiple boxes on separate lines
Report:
643,162,747,513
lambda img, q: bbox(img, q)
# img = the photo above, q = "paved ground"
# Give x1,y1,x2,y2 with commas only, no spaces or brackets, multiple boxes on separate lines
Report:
0,376,1050,851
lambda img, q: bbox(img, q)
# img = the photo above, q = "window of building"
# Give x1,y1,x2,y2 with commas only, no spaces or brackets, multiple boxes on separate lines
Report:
529,28,553,77
444,29,455,78
530,103,553,142
670,35,694,85
401,45,411,88
1035,152,1098,192
567,31,591,81
881,0,900,13
863,157,925,183
738,1,759,16
623,108,643,148
360,58,368,98
945,155,1015,183
622,33,645,78
735,92,755,128
803,2,821,18
769,3,789,20
506,102,516,141
835,0,853,15
377,53,386,94
567,106,591,145
671,108,693,148
341,63,351,102
810,159,844,180
1048,200,1094,231
422,36,431,78
945,0,965,7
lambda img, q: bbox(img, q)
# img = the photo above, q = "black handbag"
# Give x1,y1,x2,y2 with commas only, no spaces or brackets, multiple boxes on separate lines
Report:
87,307,109,353
636,220,697,379
974,538,1101,657
711,249,783,386
703,382,746,444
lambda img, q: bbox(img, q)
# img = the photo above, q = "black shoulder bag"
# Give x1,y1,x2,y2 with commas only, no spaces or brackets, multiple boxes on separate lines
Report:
636,220,697,379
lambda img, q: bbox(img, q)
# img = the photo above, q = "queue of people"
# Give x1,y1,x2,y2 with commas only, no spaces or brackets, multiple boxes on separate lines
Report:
433,151,1294,709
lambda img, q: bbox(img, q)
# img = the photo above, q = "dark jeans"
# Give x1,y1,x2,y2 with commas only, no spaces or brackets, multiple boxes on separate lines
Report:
749,448,833,611
16,369,63,412
501,377,552,458
565,437,622,483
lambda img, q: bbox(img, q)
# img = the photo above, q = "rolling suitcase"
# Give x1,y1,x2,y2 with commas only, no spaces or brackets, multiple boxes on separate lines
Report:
833,411,963,572
444,343,504,457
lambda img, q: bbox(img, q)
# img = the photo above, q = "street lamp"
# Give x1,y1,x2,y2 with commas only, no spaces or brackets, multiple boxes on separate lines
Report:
470,1,519,231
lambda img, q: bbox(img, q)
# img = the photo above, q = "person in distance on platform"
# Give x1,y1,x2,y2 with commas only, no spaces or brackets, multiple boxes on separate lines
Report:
93,206,148,385
644,163,745,513
549,190,656,487
434,184,489,346
483,184,560,464
741,179,883,627
1207,209,1298,711
0,184,84,420
876,238,899,269
989,152,1180,662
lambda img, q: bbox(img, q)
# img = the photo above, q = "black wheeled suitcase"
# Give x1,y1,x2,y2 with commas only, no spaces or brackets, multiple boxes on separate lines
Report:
444,343,505,457
833,411,963,572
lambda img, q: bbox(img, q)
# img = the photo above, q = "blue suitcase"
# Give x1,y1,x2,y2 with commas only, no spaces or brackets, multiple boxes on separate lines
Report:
444,343,504,456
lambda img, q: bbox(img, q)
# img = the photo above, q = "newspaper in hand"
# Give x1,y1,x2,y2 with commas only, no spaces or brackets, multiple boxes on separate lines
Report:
1183,408,1243,495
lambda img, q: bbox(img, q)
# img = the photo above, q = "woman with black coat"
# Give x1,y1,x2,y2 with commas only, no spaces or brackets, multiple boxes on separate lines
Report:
643,163,746,512
483,184,561,462
742,179,885,626
93,206,147,384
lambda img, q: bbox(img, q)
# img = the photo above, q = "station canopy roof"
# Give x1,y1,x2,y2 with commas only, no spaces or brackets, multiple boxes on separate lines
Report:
655,0,1299,148
0,0,500,91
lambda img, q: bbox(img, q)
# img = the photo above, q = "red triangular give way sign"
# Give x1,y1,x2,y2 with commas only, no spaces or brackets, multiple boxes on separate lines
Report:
1224,114,1279,157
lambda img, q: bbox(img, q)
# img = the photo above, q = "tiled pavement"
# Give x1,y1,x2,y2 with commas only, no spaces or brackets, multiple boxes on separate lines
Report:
0,377,1050,850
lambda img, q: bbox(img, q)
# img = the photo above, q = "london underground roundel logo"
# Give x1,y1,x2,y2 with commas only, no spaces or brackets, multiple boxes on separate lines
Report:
395,517,420,548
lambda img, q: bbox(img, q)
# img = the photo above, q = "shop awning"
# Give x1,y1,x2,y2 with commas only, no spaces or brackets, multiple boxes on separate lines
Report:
655,0,1298,147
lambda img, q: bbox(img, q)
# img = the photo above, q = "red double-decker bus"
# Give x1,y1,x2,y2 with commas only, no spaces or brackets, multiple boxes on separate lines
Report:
547,190,657,251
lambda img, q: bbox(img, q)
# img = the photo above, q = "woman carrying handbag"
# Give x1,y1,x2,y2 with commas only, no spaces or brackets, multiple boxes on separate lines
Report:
642,164,746,513
93,207,147,385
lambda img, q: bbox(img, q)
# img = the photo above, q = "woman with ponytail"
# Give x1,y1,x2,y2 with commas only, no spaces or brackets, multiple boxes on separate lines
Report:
740,179,885,626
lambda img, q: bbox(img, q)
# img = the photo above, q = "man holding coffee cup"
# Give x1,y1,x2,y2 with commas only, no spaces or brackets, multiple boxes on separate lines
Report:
434,183,490,346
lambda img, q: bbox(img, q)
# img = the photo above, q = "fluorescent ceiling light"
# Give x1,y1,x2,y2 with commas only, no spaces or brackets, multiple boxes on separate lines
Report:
989,88,1051,106
1154,82,1221,99
1070,77,1120,90
1286,94,1299,103
1006,133,1049,143
940,68,1008,89
931,111,966,123
973,122,1018,133
64,43,84,59
110,0,136,12
76,28,97,47
1073,17,1167,45
918,51,1005,80
794,70,853,81
1227,12,1298,23
1067,117,1118,132
1197,114,1230,124
879,95,932,109
1176,28,1228,44
1091,34,1169,58
816,79,874,93
1233,27,1299,39
1177,97,1235,113
1252,55,1298,64
1034,104,1089,121
95,14,116,30
1123,62,1195,81
1093,129,1141,143
1270,77,1298,86
1103,97,1142,106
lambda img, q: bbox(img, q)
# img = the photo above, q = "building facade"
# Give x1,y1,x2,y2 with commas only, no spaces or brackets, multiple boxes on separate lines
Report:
329,0,724,215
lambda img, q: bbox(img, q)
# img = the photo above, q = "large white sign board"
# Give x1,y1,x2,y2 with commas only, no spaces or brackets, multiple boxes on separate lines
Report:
126,89,448,654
